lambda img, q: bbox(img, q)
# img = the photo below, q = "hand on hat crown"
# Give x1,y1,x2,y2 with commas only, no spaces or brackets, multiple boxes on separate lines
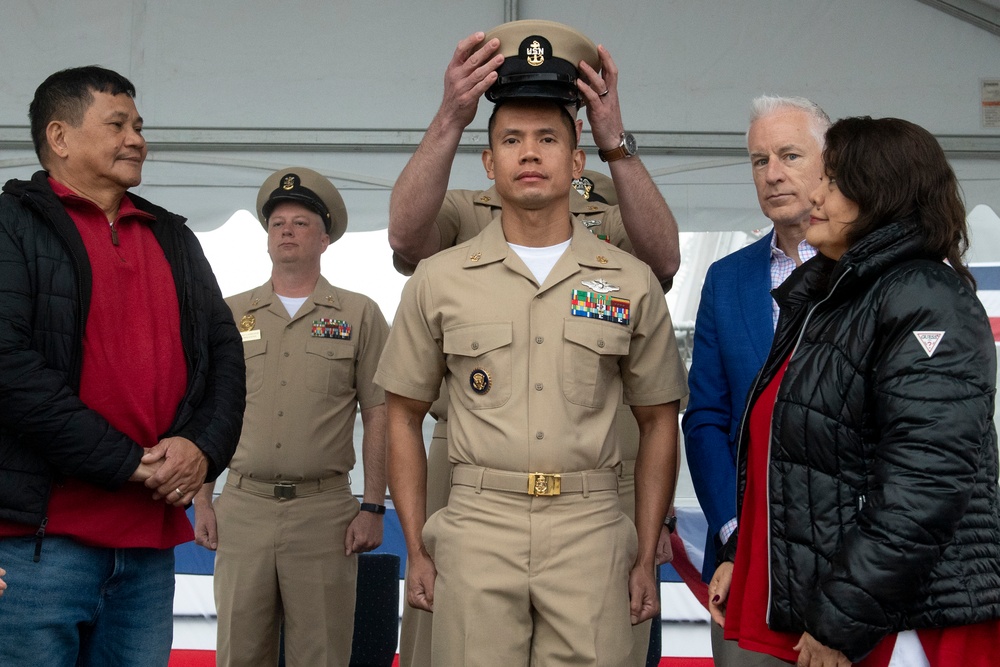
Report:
441,32,505,130
577,45,626,153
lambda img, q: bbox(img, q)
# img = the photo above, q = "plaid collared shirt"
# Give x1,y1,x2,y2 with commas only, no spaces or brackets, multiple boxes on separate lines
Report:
769,233,817,329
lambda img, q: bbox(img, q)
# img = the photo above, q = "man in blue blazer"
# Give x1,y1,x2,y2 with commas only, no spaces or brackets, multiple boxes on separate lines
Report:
682,95,830,665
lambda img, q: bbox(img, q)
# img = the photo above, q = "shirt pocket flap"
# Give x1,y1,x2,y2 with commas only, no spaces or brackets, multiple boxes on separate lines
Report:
305,338,354,360
243,338,267,359
443,322,513,358
563,319,630,355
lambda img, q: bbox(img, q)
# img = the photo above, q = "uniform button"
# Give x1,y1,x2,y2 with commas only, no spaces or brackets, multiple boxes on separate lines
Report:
275,442,282,448
535,383,543,391
535,431,544,440
535,336,544,344
597,339,605,348
327,351,334,357
275,473,282,479
283,352,290,357
471,342,479,350
277,411,284,417
280,380,287,386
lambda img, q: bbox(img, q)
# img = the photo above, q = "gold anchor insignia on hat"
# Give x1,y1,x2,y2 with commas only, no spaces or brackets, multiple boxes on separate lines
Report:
239,314,256,331
281,175,296,190
469,252,482,262
526,39,545,67
596,255,608,264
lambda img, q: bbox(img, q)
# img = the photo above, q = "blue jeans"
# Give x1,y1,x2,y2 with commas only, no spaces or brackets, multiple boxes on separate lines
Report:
0,535,175,667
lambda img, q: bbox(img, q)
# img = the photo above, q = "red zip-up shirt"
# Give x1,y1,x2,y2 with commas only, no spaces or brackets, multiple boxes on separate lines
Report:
0,178,192,548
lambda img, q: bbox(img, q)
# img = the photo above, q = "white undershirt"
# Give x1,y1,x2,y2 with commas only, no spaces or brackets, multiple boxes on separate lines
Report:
508,239,571,285
277,294,309,318
887,630,929,667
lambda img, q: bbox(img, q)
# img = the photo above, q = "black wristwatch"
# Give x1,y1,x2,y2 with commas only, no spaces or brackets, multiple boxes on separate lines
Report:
598,131,637,162
359,503,386,515
663,515,677,534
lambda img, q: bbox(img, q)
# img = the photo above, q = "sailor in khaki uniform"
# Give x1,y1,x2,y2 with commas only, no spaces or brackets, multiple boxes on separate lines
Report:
378,96,687,666
193,168,390,667
388,20,682,667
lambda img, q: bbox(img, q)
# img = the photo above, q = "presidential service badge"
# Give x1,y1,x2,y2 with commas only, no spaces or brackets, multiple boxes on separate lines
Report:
470,368,492,395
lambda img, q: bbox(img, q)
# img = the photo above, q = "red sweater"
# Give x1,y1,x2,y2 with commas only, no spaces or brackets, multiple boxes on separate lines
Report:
0,179,192,548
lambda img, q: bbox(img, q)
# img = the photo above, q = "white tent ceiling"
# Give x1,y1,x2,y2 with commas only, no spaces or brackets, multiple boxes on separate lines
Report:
2,0,998,237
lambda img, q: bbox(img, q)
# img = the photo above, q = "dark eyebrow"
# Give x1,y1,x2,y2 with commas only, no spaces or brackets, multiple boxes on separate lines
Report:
106,110,143,125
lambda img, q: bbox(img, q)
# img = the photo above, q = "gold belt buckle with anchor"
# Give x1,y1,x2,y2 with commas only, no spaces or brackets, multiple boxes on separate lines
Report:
527,473,561,496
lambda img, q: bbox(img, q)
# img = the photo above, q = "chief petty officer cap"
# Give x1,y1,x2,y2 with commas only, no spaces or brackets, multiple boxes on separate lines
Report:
256,167,348,243
480,19,599,105
573,169,618,206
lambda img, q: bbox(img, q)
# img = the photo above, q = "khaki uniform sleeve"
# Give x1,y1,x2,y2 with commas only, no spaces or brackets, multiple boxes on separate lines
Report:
354,298,391,409
603,206,635,256
374,264,446,403
621,267,688,406
434,190,465,252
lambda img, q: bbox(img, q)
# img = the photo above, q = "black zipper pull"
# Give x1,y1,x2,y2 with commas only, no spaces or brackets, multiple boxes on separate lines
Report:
33,517,48,562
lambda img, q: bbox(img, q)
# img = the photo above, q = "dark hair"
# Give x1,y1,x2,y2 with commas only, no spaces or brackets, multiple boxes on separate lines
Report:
487,99,578,150
29,66,137,164
823,116,974,287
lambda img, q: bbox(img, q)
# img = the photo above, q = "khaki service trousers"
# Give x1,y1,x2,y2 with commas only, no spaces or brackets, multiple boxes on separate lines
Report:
399,410,651,667
213,474,359,667
424,474,638,666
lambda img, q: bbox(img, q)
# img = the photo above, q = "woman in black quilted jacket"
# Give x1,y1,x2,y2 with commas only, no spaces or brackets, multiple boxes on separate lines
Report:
707,116,1000,667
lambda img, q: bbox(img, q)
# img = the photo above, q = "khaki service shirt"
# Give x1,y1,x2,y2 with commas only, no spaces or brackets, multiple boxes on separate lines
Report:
377,219,687,473
227,276,389,481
